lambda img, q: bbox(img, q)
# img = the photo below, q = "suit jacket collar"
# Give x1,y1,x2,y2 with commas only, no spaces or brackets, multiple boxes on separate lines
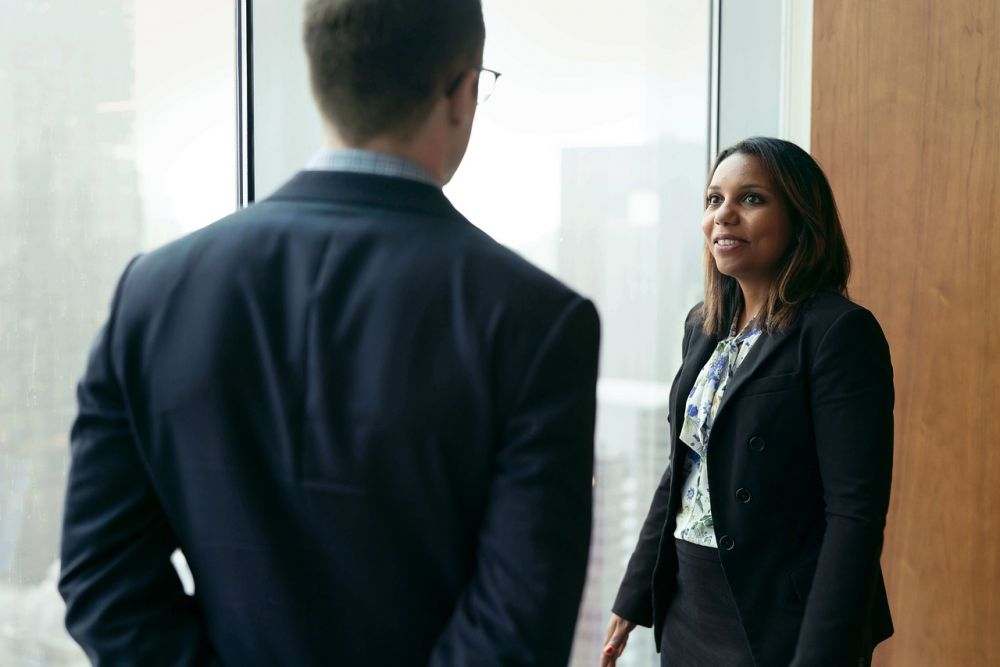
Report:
714,318,800,421
671,315,802,460
265,170,464,221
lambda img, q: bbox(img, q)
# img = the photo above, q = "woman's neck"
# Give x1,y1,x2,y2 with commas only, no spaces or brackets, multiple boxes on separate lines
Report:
737,281,771,332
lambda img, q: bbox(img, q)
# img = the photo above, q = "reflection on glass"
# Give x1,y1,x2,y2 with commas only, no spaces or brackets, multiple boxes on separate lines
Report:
0,1,235,663
445,1,710,664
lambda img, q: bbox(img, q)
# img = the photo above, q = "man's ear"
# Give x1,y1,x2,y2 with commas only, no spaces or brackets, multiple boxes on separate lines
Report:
447,69,478,126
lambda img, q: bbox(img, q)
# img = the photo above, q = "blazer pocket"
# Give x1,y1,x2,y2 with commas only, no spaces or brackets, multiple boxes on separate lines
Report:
739,371,802,397
789,559,818,603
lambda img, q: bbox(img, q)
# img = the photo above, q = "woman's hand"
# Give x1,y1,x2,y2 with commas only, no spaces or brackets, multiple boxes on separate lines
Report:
600,613,636,665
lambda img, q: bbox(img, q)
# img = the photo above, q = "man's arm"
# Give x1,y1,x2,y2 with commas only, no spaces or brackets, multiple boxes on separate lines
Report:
59,259,217,666
429,297,600,667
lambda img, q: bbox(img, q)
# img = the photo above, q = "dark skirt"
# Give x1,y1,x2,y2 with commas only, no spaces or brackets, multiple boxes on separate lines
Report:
660,538,755,667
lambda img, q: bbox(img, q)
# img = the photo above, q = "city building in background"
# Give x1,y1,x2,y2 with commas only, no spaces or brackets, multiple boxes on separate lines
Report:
557,141,706,383
570,380,672,666
1,2,139,662
0,0,235,663
556,141,705,664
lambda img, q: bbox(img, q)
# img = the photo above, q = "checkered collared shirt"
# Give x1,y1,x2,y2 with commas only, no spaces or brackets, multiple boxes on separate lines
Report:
305,149,440,188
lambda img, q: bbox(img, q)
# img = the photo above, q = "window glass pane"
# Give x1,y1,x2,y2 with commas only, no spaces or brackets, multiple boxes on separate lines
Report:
0,2,236,663
718,0,783,148
445,3,711,663
251,0,323,200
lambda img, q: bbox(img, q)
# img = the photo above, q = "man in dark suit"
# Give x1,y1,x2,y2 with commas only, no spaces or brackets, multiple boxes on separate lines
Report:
58,1,600,664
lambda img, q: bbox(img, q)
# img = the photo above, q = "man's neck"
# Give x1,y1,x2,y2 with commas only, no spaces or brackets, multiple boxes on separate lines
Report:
324,131,447,186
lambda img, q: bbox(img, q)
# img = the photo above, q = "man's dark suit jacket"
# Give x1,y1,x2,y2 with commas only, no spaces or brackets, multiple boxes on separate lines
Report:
613,291,894,666
59,171,600,666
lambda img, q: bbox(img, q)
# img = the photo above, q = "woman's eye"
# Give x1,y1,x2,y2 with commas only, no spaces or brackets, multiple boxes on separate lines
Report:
706,194,722,206
743,193,763,204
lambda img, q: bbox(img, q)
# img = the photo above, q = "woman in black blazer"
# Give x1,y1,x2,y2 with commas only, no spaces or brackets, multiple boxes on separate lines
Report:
601,137,893,666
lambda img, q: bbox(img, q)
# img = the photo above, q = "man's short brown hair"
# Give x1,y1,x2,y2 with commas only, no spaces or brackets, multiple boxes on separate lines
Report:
304,0,485,144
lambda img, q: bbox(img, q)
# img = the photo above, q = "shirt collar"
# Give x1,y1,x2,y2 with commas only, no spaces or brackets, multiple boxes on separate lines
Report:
304,149,441,188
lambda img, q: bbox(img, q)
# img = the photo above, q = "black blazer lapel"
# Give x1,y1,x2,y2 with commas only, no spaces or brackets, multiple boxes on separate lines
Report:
713,318,801,424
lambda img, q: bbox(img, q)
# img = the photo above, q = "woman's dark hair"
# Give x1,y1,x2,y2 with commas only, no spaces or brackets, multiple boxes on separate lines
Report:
701,136,851,336
304,0,485,144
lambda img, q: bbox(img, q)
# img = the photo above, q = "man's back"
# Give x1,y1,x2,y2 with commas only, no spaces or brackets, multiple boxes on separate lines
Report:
59,171,600,665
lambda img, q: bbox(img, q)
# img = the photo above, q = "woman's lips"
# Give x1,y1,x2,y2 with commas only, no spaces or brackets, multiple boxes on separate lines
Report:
714,237,749,251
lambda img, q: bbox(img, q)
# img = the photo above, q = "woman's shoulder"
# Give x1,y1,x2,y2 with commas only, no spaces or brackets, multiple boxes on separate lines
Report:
684,302,706,326
800,289,872,322
799,290,888,347
681,302,710,339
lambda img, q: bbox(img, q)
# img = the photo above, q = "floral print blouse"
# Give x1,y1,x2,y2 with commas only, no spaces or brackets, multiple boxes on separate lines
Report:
673,320,763,547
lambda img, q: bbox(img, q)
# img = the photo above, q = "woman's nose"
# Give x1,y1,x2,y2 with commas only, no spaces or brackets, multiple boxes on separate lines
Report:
714,201,737,225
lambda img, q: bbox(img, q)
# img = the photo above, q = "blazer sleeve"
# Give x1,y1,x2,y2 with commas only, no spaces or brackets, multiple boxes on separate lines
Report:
611,306,698,627
58,258,218,667
428,297,600,667
792,307,894,665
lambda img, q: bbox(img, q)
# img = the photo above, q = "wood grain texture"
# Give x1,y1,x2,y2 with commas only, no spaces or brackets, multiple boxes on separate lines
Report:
812,0,1000,664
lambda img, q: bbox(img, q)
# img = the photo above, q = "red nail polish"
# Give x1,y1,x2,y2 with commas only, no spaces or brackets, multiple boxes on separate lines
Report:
604,645,614,655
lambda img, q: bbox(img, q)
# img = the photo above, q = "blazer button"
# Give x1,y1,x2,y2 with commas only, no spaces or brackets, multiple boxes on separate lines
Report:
719,535,735,551
735,488,752,504
749,436,766,452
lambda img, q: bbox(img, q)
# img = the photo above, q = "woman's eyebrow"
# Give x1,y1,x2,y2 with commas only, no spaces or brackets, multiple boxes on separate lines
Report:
706,183,771,191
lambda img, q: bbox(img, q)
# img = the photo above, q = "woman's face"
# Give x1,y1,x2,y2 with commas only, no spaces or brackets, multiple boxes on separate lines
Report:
702,153,793,291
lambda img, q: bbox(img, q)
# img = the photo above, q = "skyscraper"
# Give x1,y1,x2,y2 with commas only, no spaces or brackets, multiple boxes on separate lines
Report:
0,1,140,662
570,379,672,666
560,139,705,665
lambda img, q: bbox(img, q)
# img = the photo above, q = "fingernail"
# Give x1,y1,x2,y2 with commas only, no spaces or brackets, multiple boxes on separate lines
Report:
604,645,614,655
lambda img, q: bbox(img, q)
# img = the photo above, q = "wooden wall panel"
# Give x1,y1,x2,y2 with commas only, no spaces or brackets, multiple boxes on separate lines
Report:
812,1,1000,665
